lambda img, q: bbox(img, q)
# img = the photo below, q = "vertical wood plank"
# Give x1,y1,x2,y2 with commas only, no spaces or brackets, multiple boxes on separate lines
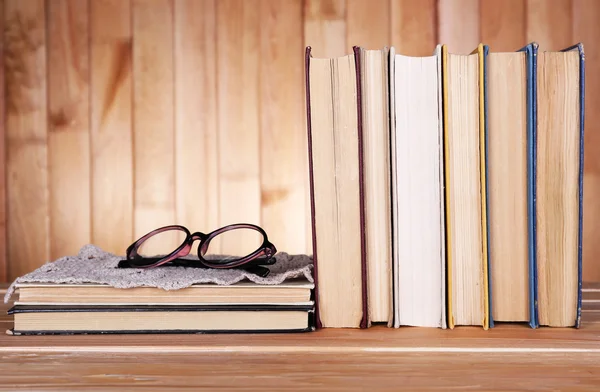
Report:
0,0,5,282
47,0,90,259
347,0,389,49
438,0,480,53
132,0,175,243
480,0,526,51
90,0,133,255
574,0,600,281
260,0,307,254
527,0,573,50
304,0,346,58
174,0,218,237
4,0,48,279
390,0,436,56
216,0,260,253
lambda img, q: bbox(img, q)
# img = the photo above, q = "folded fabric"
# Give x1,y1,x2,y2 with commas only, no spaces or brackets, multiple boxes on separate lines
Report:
4,244,314,303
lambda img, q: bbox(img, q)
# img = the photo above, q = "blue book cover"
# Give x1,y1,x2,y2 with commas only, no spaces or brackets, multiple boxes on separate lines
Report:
519,42,539,329
482,44,493,329
486,43,538,329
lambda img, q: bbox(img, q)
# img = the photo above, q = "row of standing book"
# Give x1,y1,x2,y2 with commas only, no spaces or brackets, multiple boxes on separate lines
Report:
305,42,585,329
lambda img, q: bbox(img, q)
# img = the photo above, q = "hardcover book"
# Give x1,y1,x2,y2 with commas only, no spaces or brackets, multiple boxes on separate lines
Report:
8,304,315,335
535,43,584,328
487,43,538,328
358,46,393,325
305,47,368,328
390,45,447,328
442,44,490,329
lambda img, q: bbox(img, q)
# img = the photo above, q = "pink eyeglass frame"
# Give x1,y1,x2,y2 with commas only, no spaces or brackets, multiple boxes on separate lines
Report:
122,223,277,269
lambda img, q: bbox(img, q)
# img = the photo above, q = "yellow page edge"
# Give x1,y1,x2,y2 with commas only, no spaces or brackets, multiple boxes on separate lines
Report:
441,44,454,329
476,43,490,331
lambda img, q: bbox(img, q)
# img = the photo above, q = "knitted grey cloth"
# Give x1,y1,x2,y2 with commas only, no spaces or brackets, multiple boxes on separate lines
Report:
4,244,314,303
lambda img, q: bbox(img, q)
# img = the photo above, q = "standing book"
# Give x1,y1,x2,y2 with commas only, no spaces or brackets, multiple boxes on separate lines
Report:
442,44,490,330
358,47,393,325
535,43,584,328
390,45,447,328
487,43,538,328
305,47,368,328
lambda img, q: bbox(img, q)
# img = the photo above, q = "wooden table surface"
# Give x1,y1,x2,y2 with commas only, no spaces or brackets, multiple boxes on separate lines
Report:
2,285,600,391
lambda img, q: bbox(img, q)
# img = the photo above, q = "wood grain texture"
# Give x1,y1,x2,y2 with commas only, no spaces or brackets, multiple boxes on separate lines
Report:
527,0,573,50
90,0,133,255
0,0,5,282
481,0,526,51
1,289,600,390
132,0,175,243
4,0,49,280
260,0,307,254
47,0,90,259
574,0,600,282
1,352,600,390
304,0,346,58
391,0,436,56
438,0,479,54
216,0,261,254
347,0,389,49
174,0,218,237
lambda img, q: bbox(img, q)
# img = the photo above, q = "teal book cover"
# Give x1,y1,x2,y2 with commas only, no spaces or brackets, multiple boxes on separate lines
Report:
519,42,539,329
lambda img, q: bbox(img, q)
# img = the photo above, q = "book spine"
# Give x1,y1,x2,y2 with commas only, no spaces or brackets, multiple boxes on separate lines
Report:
577,44,585,329
531,42,539,328
522,43,535,329
483,44,493,329
353,46,369,329
435,46,448,330
560,43,585,329
520,42,539,329
304,46,322,329
388,47,400,329
441,45,454,329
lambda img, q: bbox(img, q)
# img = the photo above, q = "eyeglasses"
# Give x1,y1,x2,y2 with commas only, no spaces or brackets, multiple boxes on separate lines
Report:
117,223,277,277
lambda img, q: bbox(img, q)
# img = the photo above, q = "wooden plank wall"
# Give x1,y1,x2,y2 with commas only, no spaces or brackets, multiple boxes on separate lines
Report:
47,0,90,261
1,0,599,282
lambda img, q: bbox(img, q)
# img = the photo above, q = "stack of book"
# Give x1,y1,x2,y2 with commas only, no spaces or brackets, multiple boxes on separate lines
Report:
9,279,315,334
306,42,584,330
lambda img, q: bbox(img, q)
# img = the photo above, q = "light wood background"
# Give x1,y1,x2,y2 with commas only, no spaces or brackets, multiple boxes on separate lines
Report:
0,0,598,282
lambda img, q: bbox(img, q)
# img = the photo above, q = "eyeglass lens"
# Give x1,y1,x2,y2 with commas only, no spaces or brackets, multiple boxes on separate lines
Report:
134,226,266,264
136,227,189,258
202,227,264,264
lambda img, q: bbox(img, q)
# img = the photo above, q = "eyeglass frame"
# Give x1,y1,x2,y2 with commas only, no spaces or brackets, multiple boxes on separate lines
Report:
119,223,278,270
